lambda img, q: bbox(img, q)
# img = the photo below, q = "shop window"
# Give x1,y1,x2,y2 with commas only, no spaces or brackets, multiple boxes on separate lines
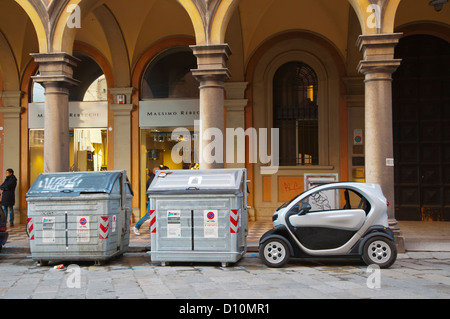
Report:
32,75,45,103
141,128,197,172
83,75,107,101
29,128,108,184
273,62,319,166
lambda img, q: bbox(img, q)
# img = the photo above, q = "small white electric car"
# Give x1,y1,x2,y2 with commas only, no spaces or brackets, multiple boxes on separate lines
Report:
259,183,397,268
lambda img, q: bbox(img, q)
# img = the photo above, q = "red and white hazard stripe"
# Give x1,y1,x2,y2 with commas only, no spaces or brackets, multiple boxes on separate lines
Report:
150,210,156,233
27,218,35,240
230,209,240,233
99,216,109,239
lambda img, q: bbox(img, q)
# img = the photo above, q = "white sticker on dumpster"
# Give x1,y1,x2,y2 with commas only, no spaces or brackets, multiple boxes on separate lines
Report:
112,215,117,233
42,217,55,243
204,210,218,238
77,216,90,243
167,210,181,238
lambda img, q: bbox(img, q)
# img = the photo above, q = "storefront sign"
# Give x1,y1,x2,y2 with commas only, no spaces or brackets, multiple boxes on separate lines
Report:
28,102,108,129
139,99,199,128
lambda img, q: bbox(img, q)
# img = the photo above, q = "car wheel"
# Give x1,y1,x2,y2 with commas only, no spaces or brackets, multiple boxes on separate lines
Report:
362,236,397,269
259,238,290,268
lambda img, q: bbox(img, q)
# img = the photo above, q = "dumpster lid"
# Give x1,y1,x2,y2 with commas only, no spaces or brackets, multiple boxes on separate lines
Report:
26,171,131,197
148,169,246,195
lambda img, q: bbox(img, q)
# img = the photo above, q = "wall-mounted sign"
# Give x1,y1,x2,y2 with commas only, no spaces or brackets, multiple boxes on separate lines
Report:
139,99,199,128
353,129,363,145
28,102,108,129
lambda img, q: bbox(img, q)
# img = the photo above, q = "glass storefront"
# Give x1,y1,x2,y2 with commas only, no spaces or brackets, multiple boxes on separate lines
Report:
29,129,108,185
139,126,199,216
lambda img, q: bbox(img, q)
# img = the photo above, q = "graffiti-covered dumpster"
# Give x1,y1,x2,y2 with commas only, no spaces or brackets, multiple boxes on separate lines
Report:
26,171,133,265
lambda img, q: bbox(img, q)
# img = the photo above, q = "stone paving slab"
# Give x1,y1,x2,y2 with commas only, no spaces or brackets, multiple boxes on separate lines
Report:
0,252,449,300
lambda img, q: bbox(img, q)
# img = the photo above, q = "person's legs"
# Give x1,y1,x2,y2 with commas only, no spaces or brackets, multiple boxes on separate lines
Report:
7,206,14,226
1,206,9,225
133,204,150,234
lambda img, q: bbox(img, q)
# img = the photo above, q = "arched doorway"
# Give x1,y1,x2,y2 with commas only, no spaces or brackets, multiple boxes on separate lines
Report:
393,34,450,221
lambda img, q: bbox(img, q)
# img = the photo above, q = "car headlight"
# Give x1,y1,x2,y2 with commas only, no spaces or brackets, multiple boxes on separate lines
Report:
272,213,278,222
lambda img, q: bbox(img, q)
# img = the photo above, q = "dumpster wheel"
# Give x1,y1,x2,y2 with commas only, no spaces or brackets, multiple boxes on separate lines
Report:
37,260,49,266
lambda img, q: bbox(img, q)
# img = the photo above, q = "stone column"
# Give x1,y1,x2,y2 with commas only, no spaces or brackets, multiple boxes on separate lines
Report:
0,91,24,223
191,44,231,169
109,87,135,176
31,53,79,173
357,33,405,252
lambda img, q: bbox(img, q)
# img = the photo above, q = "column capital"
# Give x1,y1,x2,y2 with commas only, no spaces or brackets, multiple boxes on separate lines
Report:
0,91,24,107
357,33,403,77
224,82,248,99
224,82,248,111
109,87,136,105
0,106,25,118
30,52,80,88
191,44,231,84
357,33,403,60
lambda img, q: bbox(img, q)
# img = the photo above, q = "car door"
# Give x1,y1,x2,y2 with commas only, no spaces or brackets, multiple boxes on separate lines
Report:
289,187,368,250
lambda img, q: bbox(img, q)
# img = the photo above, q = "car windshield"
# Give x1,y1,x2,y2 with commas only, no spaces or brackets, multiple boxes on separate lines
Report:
276,192,304,211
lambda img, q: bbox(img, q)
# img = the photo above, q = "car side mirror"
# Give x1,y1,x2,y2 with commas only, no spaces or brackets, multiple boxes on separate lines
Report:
288,204,299,214
299,202,312,215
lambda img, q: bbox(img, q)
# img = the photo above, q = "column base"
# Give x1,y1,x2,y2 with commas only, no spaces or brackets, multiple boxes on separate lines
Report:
389,218,406,253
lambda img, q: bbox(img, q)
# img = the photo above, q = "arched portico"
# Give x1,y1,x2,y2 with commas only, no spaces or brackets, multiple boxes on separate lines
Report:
10,0,411,250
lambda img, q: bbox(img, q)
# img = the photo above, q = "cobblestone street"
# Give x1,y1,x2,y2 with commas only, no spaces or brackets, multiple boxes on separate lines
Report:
1,251,449,300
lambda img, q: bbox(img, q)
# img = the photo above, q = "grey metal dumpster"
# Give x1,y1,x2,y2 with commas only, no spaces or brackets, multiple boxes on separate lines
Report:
148,169,248,266
26,171,133,265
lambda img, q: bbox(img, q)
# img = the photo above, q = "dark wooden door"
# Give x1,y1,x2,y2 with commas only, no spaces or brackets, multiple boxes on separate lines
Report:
393,35,450,221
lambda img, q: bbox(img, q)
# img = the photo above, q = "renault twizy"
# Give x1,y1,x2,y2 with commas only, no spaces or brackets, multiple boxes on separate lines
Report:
259,183,397,268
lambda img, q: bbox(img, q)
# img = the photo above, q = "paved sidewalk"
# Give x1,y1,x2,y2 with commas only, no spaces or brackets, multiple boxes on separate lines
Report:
1,221,449,300
0,251,449,299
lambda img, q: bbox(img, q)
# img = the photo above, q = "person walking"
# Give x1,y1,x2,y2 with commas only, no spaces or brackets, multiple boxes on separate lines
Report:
133,165,169,235
0,169,17,227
